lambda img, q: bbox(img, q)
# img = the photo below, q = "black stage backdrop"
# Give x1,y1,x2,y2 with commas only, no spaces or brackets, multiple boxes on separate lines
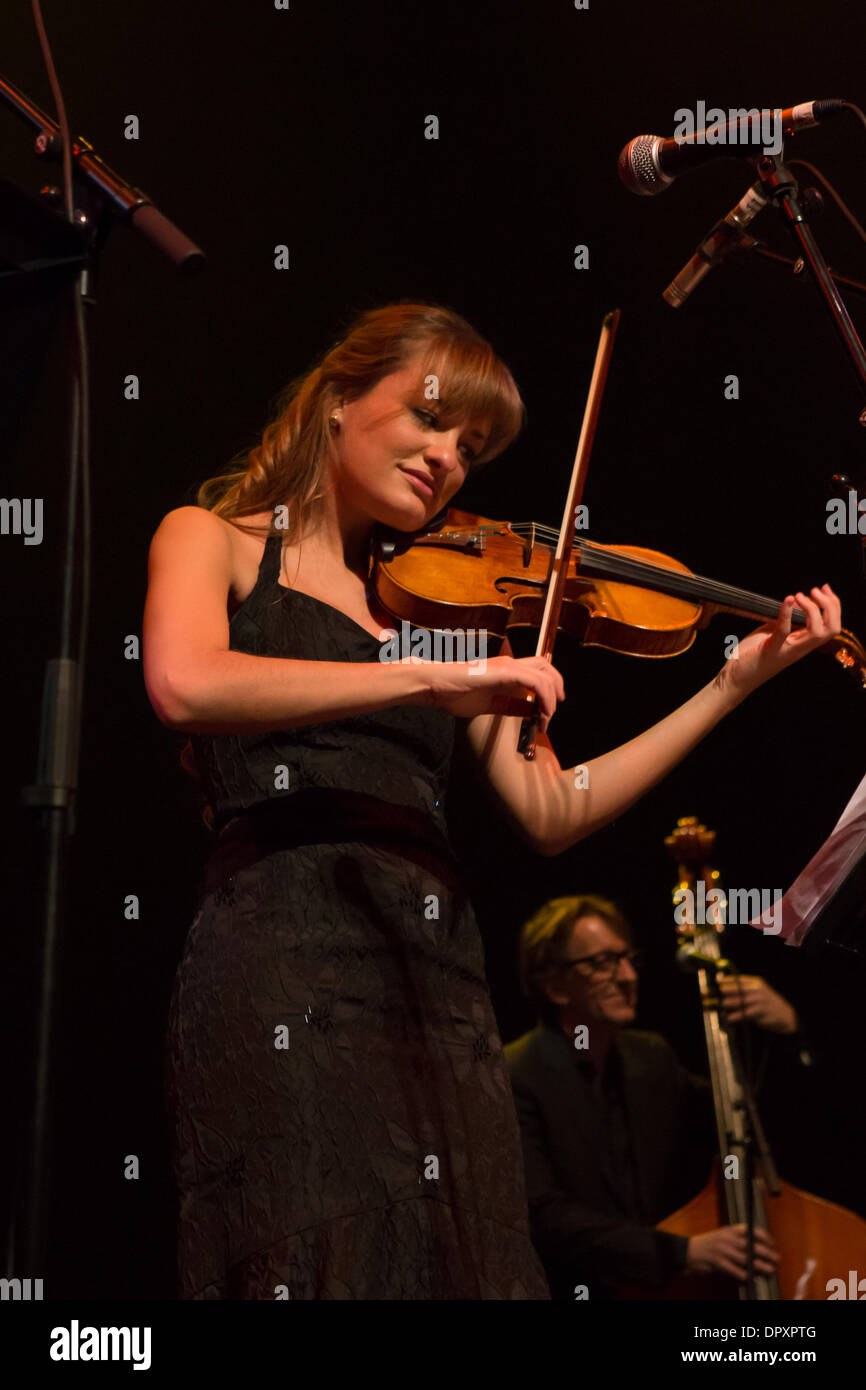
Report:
3,0,866,1306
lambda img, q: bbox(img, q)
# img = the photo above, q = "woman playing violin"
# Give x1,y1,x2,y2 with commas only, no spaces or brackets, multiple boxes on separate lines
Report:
142,302,840,1300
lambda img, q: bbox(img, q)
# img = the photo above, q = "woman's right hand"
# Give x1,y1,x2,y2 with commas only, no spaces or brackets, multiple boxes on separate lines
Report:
424,653,565,731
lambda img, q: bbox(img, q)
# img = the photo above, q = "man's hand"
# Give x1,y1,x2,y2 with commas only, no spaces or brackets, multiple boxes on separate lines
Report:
717,973,798,1034
686,1225,779,1280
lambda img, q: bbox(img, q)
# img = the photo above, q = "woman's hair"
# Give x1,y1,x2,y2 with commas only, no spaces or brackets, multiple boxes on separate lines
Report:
194,300,526,545
518,894,634,1027
181,301,525,829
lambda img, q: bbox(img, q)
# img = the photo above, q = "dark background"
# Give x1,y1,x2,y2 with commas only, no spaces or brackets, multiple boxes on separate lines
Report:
3,0,866,1299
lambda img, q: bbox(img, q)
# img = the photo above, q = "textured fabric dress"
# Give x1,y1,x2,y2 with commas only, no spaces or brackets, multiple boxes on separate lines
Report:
164,530,551,1300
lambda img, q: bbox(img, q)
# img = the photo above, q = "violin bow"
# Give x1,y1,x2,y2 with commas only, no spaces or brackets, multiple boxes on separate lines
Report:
517,308,621,758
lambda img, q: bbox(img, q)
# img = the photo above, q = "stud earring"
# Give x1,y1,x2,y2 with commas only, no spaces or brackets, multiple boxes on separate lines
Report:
329,413,340,430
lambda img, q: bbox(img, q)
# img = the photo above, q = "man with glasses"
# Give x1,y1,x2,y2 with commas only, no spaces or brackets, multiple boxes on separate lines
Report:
504,894,782,1299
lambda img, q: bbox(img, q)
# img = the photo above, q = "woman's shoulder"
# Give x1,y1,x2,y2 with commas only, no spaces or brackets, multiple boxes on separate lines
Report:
150,503,280,606
151,506,274,571
154,504,272,540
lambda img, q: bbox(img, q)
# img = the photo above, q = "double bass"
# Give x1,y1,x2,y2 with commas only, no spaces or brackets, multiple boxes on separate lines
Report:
648,816,866,1300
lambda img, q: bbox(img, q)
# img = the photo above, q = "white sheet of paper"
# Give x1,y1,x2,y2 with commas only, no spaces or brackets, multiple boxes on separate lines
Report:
747,771,866,945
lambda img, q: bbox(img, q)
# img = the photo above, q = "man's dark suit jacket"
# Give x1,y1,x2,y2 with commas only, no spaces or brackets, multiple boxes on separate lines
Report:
504,1021,714,1300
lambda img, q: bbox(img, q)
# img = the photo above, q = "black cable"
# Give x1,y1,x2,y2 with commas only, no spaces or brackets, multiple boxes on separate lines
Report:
787,159,866,249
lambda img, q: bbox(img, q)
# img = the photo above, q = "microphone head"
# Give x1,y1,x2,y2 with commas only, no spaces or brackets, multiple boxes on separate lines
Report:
618,135,672,196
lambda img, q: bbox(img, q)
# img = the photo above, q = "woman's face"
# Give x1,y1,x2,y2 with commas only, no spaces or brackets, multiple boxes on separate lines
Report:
329,354,491,531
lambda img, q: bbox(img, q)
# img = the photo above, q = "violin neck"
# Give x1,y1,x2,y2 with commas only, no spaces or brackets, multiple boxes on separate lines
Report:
578,543,805,628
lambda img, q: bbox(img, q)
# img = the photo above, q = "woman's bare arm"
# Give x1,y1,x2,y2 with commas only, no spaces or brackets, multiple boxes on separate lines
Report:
463,675,741,856
464,584,841,856
142,507,435,732
143,509,576,734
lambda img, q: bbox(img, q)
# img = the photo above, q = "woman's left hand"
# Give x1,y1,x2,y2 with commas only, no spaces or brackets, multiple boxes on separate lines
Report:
717,584,841,700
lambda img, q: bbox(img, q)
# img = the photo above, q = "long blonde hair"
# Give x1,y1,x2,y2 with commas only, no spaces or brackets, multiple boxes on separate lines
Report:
195,301,525,543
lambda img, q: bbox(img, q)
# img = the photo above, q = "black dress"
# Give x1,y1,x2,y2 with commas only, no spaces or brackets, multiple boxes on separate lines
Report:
164,530,550,1300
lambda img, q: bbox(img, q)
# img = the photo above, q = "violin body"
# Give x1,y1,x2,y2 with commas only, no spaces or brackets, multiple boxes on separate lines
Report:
376,510,702,656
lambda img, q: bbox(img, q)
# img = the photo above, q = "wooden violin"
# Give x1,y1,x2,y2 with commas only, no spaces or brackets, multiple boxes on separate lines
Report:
372,507,866,686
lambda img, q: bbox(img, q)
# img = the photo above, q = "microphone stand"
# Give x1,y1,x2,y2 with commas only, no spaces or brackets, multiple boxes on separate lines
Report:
730,153,866,600
746,241,866,302
749,153,866,402
0,72,206,274
1,68,205,1284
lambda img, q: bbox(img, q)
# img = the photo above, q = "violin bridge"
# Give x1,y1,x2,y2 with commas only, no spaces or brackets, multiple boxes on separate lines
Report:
522,522,534,568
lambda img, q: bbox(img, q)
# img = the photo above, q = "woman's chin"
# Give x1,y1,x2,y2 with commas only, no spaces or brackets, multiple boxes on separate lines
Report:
375,498,432,532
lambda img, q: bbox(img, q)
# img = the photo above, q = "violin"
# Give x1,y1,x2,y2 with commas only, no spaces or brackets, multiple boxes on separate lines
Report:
372,507,866,685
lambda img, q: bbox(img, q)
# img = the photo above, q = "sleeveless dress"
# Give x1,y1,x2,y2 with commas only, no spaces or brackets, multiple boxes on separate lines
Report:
164,531,550,1300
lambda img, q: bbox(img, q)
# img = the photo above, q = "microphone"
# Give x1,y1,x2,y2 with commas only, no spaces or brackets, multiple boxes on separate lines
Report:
663,181,768,307
618,99,845,196
676,946,733,974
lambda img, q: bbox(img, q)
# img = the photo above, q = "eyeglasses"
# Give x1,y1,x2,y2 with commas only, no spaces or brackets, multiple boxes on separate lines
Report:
560,948,642,980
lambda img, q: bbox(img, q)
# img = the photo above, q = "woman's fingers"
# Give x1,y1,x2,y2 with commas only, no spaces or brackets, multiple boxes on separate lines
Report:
794,590,822,638
763,585,841,664
512,659,564,722
771,595,795,645
524,656,565,702
825,582,842,628
807,583,841,634
791,585,841,646
437,654,566,724
753,596,793,660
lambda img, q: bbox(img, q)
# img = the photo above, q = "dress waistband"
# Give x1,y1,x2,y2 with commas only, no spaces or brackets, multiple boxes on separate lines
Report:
199,787,464,897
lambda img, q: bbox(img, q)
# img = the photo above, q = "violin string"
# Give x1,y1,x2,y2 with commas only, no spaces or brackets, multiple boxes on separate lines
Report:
576,542,797,622
454,524,859,655
498,522,803,625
